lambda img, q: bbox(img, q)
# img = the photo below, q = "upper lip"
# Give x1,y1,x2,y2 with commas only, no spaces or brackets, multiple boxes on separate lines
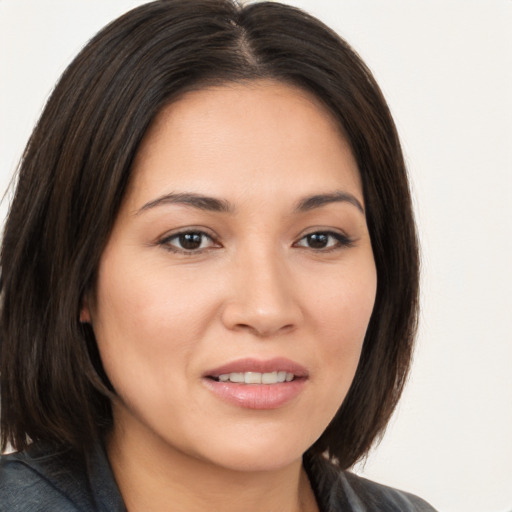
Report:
203,357,309,378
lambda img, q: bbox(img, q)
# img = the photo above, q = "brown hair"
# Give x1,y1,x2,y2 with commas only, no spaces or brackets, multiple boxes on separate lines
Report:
0,0,419,469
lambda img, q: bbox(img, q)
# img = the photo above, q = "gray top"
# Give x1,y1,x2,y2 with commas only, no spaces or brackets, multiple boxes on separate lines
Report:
0,442,437,511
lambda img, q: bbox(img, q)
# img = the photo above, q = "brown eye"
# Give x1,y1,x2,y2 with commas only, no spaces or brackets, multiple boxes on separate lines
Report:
305,233,329,249
178,232,203,250
295,231,354,250
160,231,216,253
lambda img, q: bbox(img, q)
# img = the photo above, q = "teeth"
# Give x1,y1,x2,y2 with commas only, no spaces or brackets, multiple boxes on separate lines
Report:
261,371,277,384
217,371,295,384
277,371,287,383
245,372,262,384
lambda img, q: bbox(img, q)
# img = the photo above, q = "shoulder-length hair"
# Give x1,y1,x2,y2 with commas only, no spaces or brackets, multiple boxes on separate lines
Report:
1,0,419,469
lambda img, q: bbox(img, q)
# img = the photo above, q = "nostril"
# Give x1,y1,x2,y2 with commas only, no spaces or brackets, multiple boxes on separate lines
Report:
234,322,296,337
220,293,302,337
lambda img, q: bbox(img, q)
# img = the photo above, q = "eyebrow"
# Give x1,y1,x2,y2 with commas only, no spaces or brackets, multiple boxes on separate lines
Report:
136,190,364,215
136,192,233,214
295,191,364,214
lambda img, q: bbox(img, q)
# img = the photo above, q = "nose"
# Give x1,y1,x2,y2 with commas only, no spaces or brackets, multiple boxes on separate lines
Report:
220,247,303,337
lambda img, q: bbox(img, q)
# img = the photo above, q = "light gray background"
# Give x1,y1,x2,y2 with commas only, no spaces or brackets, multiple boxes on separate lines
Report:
1,1,511,511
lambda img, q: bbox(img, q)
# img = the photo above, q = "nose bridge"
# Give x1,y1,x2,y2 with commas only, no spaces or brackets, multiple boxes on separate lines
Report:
222,239,301,336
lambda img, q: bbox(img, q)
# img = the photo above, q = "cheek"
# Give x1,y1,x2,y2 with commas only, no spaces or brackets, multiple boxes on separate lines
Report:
94,255,219,345
312,258,377,341
90,256,216,399
308,260,377,394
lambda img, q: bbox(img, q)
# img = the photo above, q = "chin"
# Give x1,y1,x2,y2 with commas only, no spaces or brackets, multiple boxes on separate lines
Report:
186,428,318,473
205,448,304,473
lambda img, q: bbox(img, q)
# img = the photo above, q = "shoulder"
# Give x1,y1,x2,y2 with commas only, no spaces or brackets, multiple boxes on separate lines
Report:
0,443,98,511
336,471,437,512
305,454,437,512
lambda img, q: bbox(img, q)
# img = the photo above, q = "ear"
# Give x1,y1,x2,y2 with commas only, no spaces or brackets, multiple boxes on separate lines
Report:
80,295,92,323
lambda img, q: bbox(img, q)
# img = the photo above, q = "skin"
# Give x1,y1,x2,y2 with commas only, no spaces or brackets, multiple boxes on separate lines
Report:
83,80,377,512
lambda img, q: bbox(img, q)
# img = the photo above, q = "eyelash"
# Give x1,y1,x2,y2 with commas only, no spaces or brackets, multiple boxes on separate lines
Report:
158,230,354,255
159,230,218,254
293,231,355,252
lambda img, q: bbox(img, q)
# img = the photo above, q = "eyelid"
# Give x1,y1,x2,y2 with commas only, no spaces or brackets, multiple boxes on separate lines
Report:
293,229,355,250
158,227,221,254
156,226,355,255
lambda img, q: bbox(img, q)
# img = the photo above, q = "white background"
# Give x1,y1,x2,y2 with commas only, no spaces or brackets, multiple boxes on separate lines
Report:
1,1,511,511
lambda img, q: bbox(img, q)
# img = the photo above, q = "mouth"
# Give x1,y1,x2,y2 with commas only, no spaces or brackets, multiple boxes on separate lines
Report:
204,357,308,383
209,371,297,384
202,358,308,409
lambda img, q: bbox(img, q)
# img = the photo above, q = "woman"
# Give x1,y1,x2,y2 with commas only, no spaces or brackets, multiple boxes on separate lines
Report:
0,1,435,510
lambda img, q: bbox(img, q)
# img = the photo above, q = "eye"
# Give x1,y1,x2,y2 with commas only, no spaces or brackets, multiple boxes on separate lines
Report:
294,231,354,250
159,230,218,253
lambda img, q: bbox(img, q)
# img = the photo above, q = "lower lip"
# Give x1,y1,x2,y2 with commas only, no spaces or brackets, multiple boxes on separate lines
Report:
202,378,306,409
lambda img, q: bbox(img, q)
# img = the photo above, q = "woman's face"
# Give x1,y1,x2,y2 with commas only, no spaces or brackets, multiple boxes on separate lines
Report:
86,81,377,472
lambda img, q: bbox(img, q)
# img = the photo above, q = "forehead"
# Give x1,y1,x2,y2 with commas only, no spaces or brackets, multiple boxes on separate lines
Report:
125,80,362,210
147,79,345,143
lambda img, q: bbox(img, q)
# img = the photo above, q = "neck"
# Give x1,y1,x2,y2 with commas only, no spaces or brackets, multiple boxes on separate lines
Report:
106,420,318,512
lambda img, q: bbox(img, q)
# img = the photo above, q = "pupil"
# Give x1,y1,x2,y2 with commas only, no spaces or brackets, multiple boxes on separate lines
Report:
307,233,328,248
179,233,202,250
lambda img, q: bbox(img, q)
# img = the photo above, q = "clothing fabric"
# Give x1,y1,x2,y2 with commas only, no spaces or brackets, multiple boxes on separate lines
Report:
0,442,437,511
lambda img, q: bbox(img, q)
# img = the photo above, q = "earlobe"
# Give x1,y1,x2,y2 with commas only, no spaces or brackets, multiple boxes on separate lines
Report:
80,296,92,323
